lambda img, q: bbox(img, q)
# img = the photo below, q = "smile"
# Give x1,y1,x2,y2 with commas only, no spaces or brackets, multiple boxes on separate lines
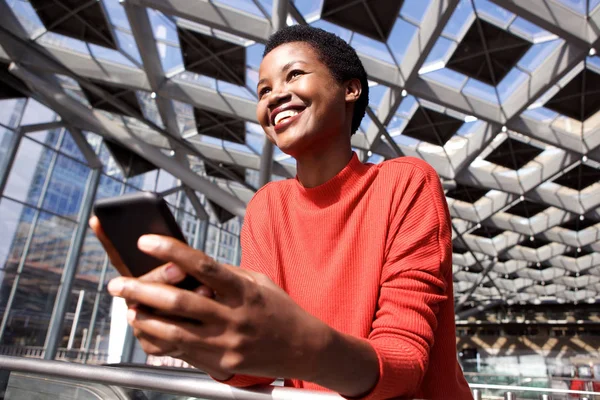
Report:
273,108,305,131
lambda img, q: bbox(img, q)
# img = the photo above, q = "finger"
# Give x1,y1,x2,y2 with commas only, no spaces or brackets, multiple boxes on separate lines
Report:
137,235,244,296
127,309,224,350
89,216,130,277
133,329,179,357
137,263,186,285
135,329,230,378
108,278,226,322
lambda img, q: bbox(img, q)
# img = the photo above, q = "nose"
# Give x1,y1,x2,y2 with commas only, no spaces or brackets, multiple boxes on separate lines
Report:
267,87,291,109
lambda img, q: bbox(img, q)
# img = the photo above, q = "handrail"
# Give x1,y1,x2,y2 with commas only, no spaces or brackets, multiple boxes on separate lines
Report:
464,371,600,383
469,383,599,396
0,356,342,400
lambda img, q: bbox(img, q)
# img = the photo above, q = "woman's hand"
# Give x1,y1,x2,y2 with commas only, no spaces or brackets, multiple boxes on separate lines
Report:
89,217,331,382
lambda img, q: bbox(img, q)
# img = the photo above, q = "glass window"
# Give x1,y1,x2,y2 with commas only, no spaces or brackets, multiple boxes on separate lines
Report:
0,99,26,129
0,212,75,347
42,155,91,220
0,128,14,168
3,137,54,206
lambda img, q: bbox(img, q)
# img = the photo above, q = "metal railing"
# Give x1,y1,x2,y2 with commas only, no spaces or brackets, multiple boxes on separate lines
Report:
0,355,599,399
0,355,342,399
470,383,600,399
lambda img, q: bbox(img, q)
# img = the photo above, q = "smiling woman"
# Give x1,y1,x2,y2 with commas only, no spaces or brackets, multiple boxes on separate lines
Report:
95,25,473,400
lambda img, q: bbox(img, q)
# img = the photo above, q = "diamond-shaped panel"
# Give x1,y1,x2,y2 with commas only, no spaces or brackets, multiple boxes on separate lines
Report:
562,247,594,258
321,0,404,42
80,82,142,117
402,107,463,146
29,0,117,49
544,69,600,122
504,200,549,218
470,225,504,238
552,163,600,191
519,237,551,249
194,108,246,144
446,19,532,86
559,217,598,231
178,27,246,85
205,163,246,182
485,138,543,170
446,183,489,203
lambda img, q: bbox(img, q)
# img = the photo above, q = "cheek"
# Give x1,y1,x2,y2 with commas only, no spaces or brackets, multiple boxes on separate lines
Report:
256,102,270,129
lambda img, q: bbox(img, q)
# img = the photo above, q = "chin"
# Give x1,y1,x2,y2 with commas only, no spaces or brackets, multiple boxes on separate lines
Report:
272,129,315,157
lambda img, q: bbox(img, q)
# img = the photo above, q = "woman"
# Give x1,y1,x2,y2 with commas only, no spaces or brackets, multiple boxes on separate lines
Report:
91,25,473,399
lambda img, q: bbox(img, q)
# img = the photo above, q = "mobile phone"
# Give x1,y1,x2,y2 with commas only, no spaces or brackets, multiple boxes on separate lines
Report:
93,191,201,291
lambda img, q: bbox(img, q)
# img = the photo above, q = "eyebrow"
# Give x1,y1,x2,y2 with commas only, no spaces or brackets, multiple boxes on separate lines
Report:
256,60,308,90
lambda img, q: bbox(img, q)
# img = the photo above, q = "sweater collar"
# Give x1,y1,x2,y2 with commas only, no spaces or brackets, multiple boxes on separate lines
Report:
293,152,370,204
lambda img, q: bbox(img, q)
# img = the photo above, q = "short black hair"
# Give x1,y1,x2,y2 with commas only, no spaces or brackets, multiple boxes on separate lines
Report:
263,25,369,135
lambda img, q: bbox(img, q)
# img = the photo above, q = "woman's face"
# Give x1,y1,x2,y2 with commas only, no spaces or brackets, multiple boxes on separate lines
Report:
256,42,354,158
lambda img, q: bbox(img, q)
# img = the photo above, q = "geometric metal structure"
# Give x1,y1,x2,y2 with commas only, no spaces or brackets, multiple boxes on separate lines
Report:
447,18,532,86
0,0,598,324
178,27,246,86
321,0,404,41
29,0,117,49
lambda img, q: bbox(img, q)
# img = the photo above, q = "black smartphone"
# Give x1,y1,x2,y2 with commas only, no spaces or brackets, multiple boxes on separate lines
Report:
93,191,201,291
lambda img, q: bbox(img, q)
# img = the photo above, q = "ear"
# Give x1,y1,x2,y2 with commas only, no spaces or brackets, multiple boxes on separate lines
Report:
345,78,362,104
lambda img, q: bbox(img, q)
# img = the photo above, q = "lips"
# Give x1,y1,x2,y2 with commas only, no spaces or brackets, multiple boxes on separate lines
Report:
270,104,306,127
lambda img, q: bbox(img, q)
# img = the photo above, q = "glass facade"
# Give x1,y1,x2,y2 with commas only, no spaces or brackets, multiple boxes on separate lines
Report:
0,99,242,363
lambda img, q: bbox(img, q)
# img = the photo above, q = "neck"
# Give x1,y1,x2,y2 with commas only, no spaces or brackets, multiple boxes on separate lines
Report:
295,135,353,188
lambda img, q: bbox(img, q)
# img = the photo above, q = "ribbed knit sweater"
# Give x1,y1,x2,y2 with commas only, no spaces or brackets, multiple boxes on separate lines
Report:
223,153,472,399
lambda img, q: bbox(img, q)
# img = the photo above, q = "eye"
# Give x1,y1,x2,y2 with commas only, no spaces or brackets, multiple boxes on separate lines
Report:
287,69,304,81
258,87,271,99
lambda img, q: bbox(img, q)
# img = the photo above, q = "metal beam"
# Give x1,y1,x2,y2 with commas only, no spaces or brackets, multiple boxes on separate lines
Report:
131,0,272,44
403,0,459,85
67,125,102,169
19,121,65,134
489,0,592,47
0,128,24,197
184,186,209,220
10,63,248,217
123,1,181,140
258,0,288,187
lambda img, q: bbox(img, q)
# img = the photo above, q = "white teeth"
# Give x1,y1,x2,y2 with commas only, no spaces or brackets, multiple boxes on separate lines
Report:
274,110,299,125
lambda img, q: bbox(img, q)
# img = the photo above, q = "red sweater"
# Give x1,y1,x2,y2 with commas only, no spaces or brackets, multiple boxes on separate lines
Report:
224,154,472,399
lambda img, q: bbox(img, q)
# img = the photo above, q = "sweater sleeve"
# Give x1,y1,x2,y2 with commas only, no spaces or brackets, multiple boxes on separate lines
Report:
215,191,276,388
358,161,451,400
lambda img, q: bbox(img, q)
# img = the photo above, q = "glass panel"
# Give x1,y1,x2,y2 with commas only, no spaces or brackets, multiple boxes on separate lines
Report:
0,127,14,167
102,0,130,29
95,175,124,201
4,137,54,206
98,142,124,180
19,99,57,126
27,128,62,149
57,288,98,355
0,99,26,129
388,18,418,62
156,170,179,194
113,30,142,65
59,130,87,163
0,198,31,272
41,155,90,220
1,212,75,347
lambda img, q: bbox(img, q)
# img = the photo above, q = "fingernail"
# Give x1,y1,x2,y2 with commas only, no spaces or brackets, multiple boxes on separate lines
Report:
107,278,124,295
127,308,136,323
165,264,185,282
138,235,161,251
